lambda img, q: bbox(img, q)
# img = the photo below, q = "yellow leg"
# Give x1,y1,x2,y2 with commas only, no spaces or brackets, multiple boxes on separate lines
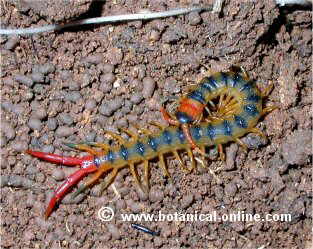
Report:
208,100,216,109
204,106,213,117
194,156,207,168
235,138,248,152
186,148,196,171
129,163,144,191
99,168,119,193
249,128,267,140
261,105,278,116
65,143,102,156
105,130,126,144
143,160,150,190
150,121,167,130
229,65,250,81
120,128,138,140
261,81,274,98
86,142,110,152
218,93,225,109
173,150,191,173
71,168,106,198
131,123,152,136
218,144,225,161
158,154,171,179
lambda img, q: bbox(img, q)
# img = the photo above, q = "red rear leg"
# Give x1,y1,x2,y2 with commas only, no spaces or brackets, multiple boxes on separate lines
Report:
26,150,98,218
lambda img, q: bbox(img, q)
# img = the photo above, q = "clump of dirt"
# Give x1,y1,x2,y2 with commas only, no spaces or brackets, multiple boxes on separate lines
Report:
1,0,312,249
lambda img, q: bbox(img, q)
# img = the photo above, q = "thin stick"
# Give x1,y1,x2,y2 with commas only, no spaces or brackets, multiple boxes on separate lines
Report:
0,6,212,35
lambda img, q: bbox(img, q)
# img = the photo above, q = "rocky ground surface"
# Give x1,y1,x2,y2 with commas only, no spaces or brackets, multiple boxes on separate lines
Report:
0,0,312,248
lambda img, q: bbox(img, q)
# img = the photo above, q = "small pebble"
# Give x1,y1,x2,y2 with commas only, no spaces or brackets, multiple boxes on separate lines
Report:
42,145,54,153
106,47,123,65
57,113,74,126
149,29,161,41
225,143,238,170
0,175,35,188
55,126,74,137
4,35,19,50
68,81,80,90
83,54,103,65
38,63,55,75
142,77,156,99
115,118,128,128
65,91,82,102
242,134,266,149
115,199,126,210
31,72,45,83
250,164,269,181
26,165,39,175
106,224,121,240
164,77,180,93
28,118,42,131
85,99,96,110
130,93,143,104
47,118,58,131
11,104,25,115
51,169,65,181
149,189,164,202
85,132,96,142
2,121,15,141
99,73,115,93
99,99,124,117
14,74,34,87
102,64,114,74
1,101,13,112
224,182,238,197
11,141,28,152
281,129,312,165
126,199,141,213
188,12,202,25
181,194,194,209
31,107,47,120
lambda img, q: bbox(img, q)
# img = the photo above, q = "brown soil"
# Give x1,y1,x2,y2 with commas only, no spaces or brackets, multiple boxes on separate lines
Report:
1,1,312,249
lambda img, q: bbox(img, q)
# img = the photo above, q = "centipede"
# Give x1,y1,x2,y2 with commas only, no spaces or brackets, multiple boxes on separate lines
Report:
26,67,277,218
161,66,277,156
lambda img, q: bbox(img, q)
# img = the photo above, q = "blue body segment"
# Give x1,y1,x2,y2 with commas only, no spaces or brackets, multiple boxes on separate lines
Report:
162,130,173,145
119,145,129,160
148,136,158,151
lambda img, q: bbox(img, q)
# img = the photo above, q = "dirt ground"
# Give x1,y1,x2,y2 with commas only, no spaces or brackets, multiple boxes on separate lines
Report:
1,0,312,248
